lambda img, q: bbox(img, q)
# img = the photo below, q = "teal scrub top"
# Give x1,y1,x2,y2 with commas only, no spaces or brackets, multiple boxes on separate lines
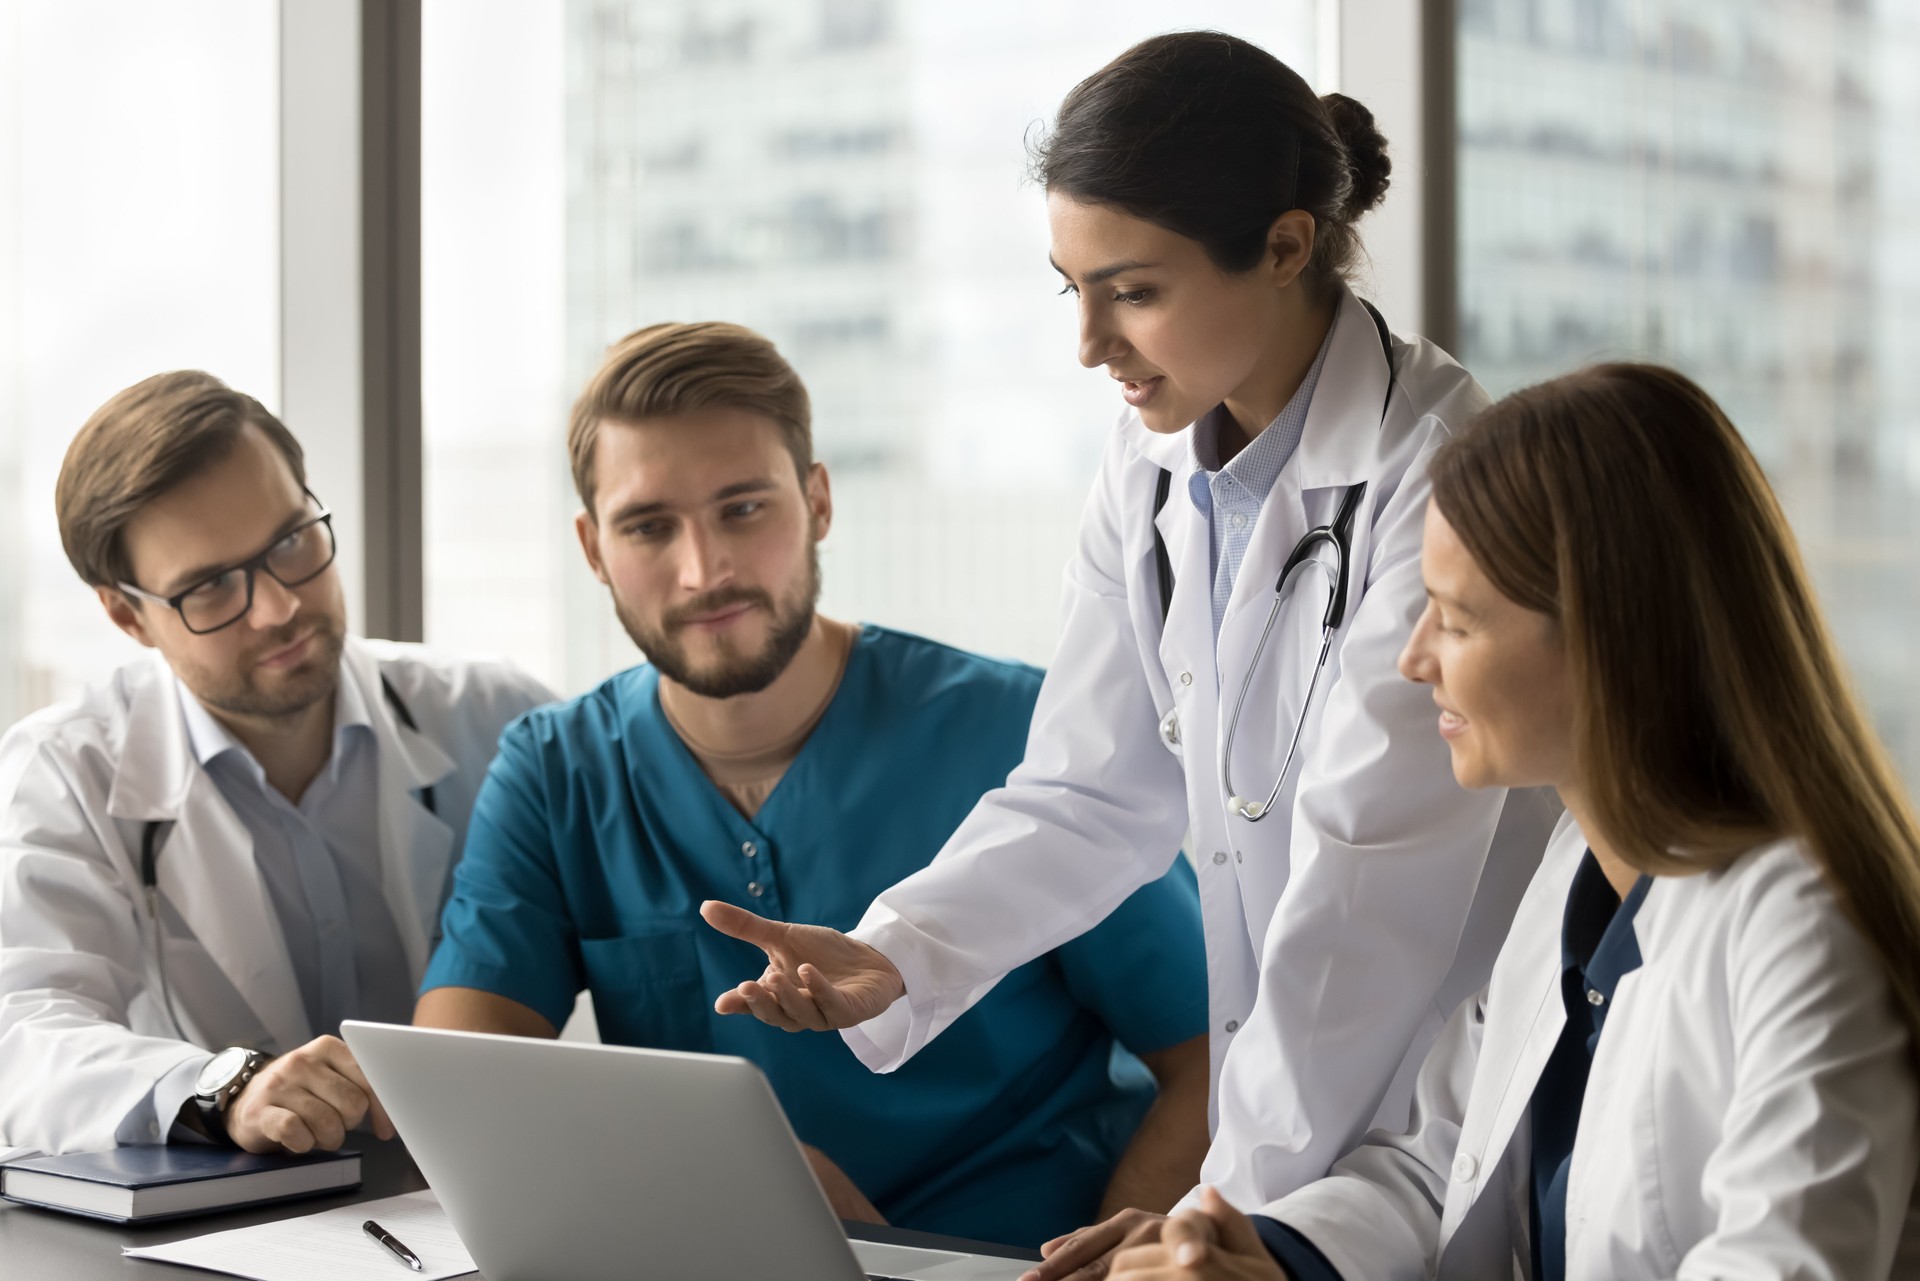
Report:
424,625,1209,1247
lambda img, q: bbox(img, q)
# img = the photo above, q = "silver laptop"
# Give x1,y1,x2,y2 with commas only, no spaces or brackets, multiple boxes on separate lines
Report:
341,1021,1032,1281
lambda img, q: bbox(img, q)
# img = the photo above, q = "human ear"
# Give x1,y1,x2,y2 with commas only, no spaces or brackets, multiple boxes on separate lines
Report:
1264,210,1318,290
573,510,611,585
97,585,157,649
806,462,833,542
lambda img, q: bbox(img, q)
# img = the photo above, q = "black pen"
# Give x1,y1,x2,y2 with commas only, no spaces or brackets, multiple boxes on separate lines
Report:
363,1218,425,1272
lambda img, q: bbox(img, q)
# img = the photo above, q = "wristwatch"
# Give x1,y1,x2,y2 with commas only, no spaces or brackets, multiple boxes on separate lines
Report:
192,1047,269,1141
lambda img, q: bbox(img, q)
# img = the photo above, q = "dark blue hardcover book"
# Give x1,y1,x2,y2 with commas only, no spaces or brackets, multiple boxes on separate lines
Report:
0,1145,361,1223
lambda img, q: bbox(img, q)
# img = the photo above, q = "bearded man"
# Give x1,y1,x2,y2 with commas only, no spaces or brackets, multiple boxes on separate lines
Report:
413,322,1212,1250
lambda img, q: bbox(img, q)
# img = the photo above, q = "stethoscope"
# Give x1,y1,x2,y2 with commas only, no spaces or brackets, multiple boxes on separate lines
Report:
139,675,434,1038
1156,300,1397,823
1221,480,1368,820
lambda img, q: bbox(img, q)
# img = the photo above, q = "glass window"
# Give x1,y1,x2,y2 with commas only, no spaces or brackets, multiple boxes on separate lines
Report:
423,1,1322,695
0,1,280,726
1456,0,1920,785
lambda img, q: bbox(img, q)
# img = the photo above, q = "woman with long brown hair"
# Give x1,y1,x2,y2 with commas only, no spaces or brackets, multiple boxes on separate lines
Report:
1111,363,1920,1279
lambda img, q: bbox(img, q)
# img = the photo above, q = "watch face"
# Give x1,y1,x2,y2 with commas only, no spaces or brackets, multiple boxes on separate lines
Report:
195,1046,254,1096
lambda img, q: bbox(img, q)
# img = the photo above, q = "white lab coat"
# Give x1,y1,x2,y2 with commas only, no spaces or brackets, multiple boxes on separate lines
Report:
1264,815,1920,1280
0,637,552,1154
844,287,1561,1210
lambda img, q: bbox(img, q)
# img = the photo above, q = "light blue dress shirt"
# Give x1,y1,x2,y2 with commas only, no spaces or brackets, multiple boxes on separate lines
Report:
1186,323,1336,649
177,674,414,1038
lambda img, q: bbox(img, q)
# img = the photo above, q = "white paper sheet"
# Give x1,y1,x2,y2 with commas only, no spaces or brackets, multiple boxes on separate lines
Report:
124,1189,477,1280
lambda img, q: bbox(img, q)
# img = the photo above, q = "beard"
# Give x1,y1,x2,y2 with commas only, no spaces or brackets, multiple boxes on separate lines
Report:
189,617,347,720
615,544,821,699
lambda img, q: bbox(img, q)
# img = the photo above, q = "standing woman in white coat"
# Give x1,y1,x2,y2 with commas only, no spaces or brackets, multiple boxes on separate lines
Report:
1116,364,1920,1281
703,30,1557,1272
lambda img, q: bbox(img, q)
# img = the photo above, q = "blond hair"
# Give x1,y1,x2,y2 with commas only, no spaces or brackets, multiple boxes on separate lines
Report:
56,371,306,588
568,322,812,517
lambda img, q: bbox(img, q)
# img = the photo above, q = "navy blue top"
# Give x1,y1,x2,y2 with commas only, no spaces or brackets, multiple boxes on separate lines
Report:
1531,851,1651,1281
423,625,1210,1247
1253,1214,1344,1281
1255,851,1651,1281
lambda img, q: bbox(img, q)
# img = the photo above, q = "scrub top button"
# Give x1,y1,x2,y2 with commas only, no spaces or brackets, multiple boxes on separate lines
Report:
1179,671,1193,687
1587,988,1605,1007
1230,513,1248,531
1225,1019,1240,1033
747,882,765,898
1212,851,1228,865
742,841,757,858
1452,1153,1478,1183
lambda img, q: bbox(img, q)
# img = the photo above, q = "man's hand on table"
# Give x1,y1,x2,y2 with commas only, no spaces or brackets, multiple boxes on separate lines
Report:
226,1035,394,1155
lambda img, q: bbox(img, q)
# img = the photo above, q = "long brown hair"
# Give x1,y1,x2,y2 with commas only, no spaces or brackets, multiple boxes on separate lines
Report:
1432,362,1920,1041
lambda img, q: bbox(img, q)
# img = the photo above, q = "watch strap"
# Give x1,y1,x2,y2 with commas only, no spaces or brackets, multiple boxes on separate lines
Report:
193,1049,267,1142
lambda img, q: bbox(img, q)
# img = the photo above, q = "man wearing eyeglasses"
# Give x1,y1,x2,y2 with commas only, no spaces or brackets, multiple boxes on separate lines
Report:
0,370,553,1157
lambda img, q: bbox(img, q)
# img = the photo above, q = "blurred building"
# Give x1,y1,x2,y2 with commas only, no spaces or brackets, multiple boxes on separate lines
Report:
564,0,920,473
1456,0,1920,777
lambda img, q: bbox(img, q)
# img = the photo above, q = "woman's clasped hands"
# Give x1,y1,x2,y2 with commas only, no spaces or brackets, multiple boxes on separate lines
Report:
1108,1188,1290,1281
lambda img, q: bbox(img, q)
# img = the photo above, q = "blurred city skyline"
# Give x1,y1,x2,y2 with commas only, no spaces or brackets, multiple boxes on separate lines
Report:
5,0,1919,790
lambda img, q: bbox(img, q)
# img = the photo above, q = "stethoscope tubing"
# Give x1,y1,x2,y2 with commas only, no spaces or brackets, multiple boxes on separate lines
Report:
1222,564,1340,822
1217,433,1373,823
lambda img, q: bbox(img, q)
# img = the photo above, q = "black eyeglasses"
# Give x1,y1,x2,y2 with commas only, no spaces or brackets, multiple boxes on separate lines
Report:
118,496,338,635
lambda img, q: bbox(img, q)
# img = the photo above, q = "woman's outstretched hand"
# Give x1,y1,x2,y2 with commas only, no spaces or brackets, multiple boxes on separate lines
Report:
701,900,906,1031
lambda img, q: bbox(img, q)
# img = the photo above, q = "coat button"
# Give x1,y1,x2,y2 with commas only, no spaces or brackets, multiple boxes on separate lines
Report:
1159,708,1181,746
747,882,765,898
1179,671,1193,686
1225,1019,1240,1033
1452,1153,1478,1183
742,841,757,858
1212,851,1228,865
1587,988,1605,1006
1235,850,1244,863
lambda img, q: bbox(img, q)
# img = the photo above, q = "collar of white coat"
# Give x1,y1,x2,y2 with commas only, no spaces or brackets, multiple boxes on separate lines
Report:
1118,284,1395,487
105,635,455,821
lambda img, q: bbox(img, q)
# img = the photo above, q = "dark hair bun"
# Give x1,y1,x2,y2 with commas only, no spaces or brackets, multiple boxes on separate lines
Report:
1320,92,1391,218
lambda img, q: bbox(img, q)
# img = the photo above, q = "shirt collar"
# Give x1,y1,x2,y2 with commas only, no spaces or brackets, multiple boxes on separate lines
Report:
1188,317,1337,497
174,660,369,788
1562,849,1653,1003
176,678,247,773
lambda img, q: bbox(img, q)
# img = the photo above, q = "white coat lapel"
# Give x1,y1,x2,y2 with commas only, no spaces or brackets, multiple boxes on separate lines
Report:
345,645,456,976
1437,826,1588,1250
105,658,310,1054
1122,413,1220,710
1155,464,1219,698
